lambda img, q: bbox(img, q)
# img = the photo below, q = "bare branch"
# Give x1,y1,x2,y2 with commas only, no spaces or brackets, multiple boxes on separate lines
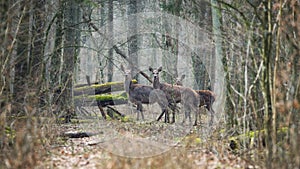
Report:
82,15,152,83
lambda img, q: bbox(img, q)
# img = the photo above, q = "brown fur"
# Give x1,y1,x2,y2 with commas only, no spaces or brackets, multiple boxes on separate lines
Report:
121,65,169,121
149,66,200,125
174,74,216,125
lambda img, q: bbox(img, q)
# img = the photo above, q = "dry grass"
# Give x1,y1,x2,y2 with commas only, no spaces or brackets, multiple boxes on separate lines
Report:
1,116,58,169
35,121,257,169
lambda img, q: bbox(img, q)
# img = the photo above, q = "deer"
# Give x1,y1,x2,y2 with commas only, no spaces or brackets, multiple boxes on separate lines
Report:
174,74,216,126
149,66,200,125
121,65,170,122
174,74,186,86
151,71,184,123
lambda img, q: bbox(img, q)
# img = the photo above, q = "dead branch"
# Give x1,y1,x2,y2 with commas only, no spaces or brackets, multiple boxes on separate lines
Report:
61,131,103,138
82,15,152,83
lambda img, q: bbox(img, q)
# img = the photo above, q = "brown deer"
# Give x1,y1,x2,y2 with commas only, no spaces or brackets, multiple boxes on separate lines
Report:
174,75,216,125
121,65,170,121
174,74,185,86
149,66,200,125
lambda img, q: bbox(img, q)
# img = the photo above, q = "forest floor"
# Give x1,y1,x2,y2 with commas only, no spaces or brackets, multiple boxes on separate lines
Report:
36,105,260,169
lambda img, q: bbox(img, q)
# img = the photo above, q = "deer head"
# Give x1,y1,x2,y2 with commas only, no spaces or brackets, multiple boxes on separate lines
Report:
175,74,185,86
149,66,162,89
120,65,132,93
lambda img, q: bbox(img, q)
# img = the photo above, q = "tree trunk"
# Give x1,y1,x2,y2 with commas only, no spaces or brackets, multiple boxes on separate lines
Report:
13,0,31,114
107,0,114,82
61,0,81,122
30,0,46,108
260,0,274,167
97,1,106,84
192,1,210,89
161,0,180,83
50,0,64,87
211,0,225,127
127,0,139,80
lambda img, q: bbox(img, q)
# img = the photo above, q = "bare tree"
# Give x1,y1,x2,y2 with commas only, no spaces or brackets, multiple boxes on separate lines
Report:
60,0,81,122
107,0,114,82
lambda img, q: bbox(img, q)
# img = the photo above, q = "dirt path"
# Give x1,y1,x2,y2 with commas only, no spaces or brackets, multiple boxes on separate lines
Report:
36,106,259,169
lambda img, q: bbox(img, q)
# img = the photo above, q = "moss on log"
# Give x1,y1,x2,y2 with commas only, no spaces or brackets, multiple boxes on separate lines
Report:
228,127,289,151
74,92,128,107
74,80,137,96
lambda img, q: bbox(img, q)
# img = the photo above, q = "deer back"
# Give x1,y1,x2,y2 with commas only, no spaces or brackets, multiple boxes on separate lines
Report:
181,87,200,107
129,84,154,104
159,83,182,103
196,90,215,107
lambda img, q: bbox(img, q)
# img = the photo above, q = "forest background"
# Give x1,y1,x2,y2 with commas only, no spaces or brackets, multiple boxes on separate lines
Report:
0,0,299,168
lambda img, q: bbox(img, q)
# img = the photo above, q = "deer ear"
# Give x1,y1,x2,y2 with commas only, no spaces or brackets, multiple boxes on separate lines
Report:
181,74,186,80
158,66,162,72
149,66,153,72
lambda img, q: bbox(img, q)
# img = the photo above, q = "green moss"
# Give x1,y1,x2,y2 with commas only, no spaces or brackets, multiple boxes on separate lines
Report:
228,127,289,150
194,137,202,144
219,129,226,134
228,138,239,150
74,92,128,101
120,116,133,122
74,95,86,100
174,137,183,142
89,92,128,101
74,80,137,91
5,126,16,140
229,129,265,141
278,127,288,134
75,81,122,91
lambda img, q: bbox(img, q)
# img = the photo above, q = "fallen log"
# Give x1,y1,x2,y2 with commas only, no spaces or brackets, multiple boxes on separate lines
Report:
106,105,125,118
74,80,137,96
61,131,103,138
74,92,128,107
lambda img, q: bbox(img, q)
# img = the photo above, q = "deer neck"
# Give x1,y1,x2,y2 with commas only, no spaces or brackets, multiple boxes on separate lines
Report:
153,76,160,89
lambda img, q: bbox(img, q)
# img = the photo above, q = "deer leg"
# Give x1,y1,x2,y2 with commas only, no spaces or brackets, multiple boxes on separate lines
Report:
136,102,144,121
141,111,145,121
185,110,192,124
182,112,186,124
194,108,200,126
136,103,141,120
157,108,169,123
185,106,192,124
157,111,165,121
188,111,192,124
140,104,145,121
171,110,175,123
209,107,215,126
182,107,190,124
168,104,176,123
170,104,176,123
193,111,197,126
136,107,140,121
165,109,170,123
157,102,169,122
205,103,214,126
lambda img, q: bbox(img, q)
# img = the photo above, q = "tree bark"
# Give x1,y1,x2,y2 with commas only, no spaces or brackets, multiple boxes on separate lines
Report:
107,0,114,82
51,0,64,88
61,0,81,122
13,1,31,114
127,0,140,80
74,80,137,96
161,0,180,83
261,0,274,167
